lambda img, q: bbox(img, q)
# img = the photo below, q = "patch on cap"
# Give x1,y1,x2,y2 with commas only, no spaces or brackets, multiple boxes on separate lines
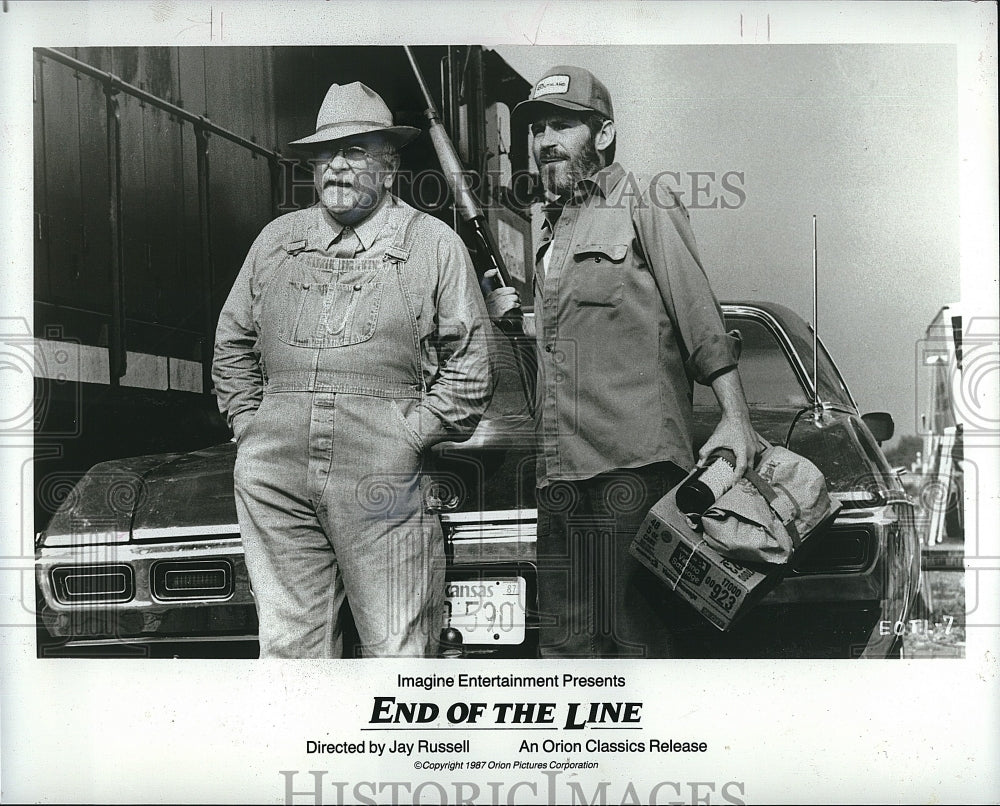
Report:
533,74,570,98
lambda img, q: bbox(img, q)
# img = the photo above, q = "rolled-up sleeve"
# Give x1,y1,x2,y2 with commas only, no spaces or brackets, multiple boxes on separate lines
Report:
212,239,265,439
632,181,740,385
402,219,493,449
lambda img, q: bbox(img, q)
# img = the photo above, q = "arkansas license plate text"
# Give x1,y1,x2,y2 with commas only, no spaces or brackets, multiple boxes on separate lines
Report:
445,577,526,644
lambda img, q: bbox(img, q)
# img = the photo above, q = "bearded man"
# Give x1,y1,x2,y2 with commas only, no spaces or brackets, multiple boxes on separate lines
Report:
488,65,757,657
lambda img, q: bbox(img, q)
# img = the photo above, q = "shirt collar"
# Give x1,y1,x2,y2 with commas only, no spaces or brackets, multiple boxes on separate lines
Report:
314,193,397,252
540,162,626,235
577,161,625,199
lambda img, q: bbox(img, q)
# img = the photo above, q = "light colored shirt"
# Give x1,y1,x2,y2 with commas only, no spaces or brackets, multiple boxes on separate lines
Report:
213,195,494,450
533,162,739,485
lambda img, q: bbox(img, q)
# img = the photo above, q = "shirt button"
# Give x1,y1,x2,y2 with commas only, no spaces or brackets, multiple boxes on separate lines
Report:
353,284,362,291
544,344,553,353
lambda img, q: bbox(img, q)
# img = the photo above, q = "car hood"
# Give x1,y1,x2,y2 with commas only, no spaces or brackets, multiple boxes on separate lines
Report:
130,443,241,533
42,443,240,541
43,405,883,541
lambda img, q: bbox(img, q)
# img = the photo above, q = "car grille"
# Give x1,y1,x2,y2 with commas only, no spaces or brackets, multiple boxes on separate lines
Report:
150,559,234,601
50,564,135,604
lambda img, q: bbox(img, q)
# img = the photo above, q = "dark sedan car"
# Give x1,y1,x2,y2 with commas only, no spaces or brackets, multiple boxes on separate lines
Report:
35,302,920,658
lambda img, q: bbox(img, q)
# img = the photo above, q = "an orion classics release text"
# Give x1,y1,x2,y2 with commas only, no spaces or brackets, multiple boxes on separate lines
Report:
286,673,747,804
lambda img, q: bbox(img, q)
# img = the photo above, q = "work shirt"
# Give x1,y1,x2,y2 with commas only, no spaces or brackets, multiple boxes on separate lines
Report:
533,162,739,486
213,194,493,451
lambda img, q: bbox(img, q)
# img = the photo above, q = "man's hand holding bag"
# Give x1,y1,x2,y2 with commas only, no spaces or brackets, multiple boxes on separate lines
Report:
680,438,842,565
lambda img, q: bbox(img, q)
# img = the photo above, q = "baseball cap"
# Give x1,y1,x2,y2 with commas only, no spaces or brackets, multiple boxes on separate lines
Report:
510,65,614,132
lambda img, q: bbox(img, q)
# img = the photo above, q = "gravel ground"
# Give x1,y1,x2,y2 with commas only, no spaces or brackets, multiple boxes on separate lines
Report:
903,570,965,658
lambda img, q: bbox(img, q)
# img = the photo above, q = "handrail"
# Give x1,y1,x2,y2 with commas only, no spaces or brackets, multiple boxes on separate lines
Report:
35,47,282,161
35,46,292,393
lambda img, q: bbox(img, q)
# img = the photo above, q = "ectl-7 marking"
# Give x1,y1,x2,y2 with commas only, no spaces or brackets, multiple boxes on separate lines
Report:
879,616,955,636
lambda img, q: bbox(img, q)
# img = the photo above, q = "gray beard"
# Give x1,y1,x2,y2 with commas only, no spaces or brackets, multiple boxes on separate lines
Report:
540,138,603,199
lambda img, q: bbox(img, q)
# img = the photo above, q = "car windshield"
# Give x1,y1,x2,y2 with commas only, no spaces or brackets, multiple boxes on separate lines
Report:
690,315,878,496
693,316,810,408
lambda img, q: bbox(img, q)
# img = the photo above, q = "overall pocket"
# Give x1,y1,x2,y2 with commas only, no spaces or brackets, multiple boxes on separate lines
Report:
570,243,628,307
390,398,425,454
277,265,384,347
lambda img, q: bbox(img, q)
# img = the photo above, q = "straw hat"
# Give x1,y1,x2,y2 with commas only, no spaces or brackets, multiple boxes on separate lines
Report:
288,82,420,149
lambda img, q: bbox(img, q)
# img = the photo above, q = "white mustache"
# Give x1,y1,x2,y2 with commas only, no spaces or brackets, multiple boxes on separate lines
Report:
323,172,380,187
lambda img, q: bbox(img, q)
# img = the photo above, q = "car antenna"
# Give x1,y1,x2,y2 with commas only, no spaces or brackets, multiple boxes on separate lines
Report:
812,214,822,424
784,215,827,445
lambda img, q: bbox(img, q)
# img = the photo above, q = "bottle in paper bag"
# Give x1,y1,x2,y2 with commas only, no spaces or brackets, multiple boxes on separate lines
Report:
675,448,737,516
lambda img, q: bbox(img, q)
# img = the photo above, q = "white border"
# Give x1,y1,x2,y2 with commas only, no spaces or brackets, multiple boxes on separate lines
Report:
2,2,998,804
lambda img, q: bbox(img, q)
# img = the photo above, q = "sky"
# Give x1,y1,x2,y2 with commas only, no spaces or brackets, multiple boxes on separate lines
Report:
496,43,961,444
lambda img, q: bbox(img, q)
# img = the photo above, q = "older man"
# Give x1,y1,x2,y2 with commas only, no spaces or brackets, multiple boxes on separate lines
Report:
213,82,493,658
490,66,757,657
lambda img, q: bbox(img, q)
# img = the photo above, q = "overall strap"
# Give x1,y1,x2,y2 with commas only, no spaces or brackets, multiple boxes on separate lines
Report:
388,210,427,393
385,209,426,264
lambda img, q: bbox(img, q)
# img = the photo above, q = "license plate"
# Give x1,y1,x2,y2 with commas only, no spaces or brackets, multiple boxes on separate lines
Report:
444,577,526,644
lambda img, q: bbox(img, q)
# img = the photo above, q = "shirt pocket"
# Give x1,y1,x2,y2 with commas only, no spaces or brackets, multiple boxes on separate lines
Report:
276,266,384,348
570,243,629,307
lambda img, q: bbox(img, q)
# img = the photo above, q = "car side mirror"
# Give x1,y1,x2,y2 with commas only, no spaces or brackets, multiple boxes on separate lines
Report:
862,412,895,444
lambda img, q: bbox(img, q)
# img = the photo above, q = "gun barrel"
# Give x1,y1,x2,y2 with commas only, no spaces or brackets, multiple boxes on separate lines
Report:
404,46,511,287
404,45,535,411
426,123,483,226
404,46,438,117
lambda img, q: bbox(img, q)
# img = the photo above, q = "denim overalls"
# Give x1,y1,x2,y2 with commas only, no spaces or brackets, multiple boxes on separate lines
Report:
233,209,445,658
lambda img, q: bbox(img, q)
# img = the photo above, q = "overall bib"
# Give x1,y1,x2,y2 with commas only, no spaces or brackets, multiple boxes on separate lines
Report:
233,210,445,658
